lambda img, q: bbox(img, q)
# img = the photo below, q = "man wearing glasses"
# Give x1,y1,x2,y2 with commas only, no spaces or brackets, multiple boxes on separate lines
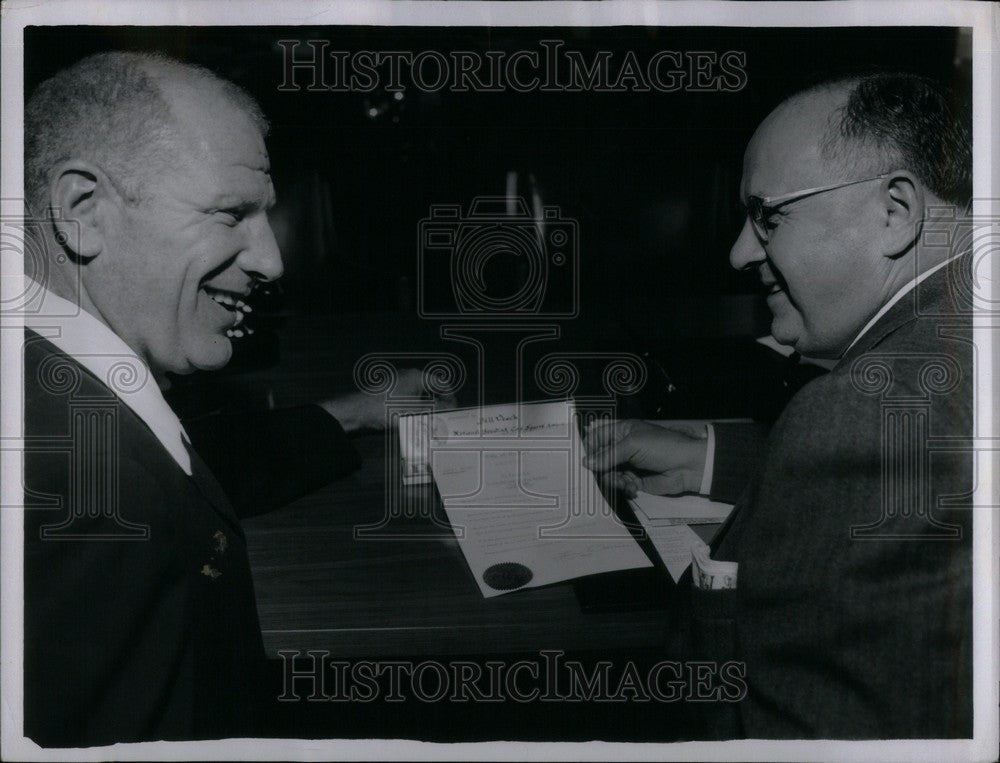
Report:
585,72,973,738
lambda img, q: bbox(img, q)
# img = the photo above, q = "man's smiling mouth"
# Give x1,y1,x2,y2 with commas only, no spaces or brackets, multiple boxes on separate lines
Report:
761,264,791,298
201,285,253,335
761,277,783,296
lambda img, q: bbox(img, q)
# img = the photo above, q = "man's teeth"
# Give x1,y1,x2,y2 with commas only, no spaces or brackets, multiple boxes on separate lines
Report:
205,287,254,336
206,288,240,307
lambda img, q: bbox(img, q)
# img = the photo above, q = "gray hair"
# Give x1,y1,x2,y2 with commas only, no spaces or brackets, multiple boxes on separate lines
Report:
25,50,269,214
809,72,972,208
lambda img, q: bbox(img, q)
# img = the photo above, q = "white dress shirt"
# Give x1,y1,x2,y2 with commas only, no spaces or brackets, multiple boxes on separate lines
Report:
24,282,192,475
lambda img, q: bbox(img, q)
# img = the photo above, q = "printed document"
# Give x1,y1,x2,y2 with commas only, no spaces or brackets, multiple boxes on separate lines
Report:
425,400,652,597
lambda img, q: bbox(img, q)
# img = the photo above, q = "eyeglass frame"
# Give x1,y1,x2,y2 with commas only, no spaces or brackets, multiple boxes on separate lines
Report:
745,173,889,243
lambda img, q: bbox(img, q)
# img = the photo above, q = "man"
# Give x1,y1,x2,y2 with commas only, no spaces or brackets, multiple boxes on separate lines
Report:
21,51,435,746
585,73,973,738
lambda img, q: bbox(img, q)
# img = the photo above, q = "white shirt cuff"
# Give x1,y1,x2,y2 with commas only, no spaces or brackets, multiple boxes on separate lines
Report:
699,423,715,496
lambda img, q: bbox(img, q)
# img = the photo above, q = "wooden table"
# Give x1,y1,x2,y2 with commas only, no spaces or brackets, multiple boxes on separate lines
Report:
209,314,734,740
243,431,716,660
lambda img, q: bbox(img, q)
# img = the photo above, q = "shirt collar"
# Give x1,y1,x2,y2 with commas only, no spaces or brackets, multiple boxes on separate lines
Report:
24,281,192,475
842,253,964,357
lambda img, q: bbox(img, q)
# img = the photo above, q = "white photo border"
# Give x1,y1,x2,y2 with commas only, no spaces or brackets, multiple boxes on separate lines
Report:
1,1,996,761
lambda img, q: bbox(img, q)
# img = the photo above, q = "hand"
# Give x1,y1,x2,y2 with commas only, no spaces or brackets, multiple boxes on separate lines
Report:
318,368,458,433
582,419,709,497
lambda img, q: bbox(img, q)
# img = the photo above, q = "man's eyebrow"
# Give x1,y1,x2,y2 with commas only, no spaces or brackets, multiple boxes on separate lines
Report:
212,187,276,213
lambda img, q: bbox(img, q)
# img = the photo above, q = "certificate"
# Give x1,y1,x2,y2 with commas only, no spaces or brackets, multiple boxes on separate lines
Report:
427,400,652,597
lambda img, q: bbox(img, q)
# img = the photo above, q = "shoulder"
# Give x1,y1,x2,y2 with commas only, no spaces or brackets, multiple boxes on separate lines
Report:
23,330,117,410
22,331,191,512
778,314,972,444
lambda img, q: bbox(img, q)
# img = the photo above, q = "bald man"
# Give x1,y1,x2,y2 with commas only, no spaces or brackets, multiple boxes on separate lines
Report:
585,73,973,738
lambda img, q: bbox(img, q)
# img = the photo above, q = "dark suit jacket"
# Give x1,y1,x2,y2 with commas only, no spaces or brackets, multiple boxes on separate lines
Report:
690,256,974,739
22,330,360,746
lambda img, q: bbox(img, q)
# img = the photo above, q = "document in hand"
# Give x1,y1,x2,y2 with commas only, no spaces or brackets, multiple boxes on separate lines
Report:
426,400,652,597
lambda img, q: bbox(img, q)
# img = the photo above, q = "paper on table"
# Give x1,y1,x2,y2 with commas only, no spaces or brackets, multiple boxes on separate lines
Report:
630,491,733,525
429,400,652,598
632,511,706,583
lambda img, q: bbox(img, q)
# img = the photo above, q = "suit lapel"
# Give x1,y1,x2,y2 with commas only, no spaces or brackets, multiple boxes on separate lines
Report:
25,329,244,538
838,253,968,367
181,437,245,538
709,477,754,556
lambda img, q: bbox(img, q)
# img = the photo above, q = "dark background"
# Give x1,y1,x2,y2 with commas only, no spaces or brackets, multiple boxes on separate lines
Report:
24,26,972,420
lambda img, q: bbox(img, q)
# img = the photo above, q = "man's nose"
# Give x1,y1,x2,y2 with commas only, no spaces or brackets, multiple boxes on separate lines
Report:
238,214,284,282
729,217,766,272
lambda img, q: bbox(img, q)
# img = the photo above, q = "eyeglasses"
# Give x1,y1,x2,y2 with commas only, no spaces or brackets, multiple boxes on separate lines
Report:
746,173,888,243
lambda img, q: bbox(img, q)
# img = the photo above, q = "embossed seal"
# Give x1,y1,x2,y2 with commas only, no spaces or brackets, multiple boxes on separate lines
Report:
483,562,533,591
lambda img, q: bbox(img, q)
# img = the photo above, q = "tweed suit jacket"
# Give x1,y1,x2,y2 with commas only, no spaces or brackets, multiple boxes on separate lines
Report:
692,255,973,739
22,329,360,746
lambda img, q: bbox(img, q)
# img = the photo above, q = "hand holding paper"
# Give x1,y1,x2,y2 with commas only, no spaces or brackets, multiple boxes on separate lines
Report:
582,419,709,496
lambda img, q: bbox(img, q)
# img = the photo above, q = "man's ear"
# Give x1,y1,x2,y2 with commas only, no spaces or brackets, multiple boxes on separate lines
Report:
879,171,925,258
48,160,119,259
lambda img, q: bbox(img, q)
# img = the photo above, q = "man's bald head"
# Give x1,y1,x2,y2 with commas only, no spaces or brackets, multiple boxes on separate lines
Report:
24,51,268,214
742,86,850,201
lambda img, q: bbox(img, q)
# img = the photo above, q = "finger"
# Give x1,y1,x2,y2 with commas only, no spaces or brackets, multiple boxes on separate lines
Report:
637,471,688,496
600,471,633,497
584,418,618,433
598,470,623,492
621,470,641,498
582,419,624,452
583,436,637,473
